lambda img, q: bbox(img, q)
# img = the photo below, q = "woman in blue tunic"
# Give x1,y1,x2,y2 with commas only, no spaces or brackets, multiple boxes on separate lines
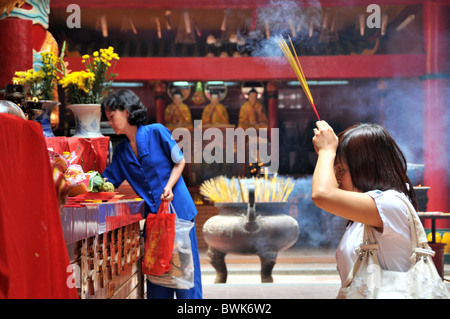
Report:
101,89,202,299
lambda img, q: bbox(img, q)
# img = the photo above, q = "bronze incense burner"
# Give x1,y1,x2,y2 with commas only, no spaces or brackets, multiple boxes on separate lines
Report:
203,184,299,283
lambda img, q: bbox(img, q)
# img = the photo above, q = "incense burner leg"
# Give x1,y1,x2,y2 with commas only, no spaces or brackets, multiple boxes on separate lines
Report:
259,251,277,283
207,246,228,283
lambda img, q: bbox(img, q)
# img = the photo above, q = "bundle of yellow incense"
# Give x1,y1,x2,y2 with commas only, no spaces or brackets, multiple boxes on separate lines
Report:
275,35,321,121
200,176,295,203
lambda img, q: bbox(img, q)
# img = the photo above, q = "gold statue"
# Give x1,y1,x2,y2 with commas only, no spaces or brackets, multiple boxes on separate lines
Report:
201,91,230,127
238,88,268,129
164,90,193,130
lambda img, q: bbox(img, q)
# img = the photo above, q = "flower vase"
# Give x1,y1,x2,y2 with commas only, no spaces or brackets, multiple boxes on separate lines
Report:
68,103,104,138
34,100,60,137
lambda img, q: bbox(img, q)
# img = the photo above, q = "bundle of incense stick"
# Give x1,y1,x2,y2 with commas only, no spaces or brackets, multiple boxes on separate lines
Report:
199,176,295,203
275,35,321,121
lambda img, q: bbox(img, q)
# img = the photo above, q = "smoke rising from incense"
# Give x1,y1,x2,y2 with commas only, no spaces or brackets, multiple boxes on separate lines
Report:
236,0,323,57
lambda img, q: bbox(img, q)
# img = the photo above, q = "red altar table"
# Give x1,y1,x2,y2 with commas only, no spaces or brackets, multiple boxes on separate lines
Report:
45,136,110,174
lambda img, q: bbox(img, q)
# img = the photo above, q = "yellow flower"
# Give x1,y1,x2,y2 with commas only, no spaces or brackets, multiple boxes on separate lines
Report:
14,71,27,78
60,46,119,104
34,70,46,79
25,70,34,81
14,50,60,100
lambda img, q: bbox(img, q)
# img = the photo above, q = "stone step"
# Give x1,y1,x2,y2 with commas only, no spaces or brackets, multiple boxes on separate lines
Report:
201,263,339,276
199,247,336,263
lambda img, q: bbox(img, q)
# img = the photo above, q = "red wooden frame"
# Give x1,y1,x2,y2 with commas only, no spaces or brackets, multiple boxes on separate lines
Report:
51,0,430,9
64,54,426,82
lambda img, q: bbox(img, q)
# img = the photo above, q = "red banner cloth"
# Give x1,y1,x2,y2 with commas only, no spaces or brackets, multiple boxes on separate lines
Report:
0,114,78,299
45,136,110,174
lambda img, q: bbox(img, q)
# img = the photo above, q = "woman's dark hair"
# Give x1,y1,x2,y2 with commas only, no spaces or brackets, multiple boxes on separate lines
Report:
336,123,418,210
101,89,148,125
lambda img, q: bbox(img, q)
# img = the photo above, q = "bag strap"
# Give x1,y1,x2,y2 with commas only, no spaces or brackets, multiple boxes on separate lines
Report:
168,201,179,218
392,193,435,261
361,193,434,259
157,200,169,214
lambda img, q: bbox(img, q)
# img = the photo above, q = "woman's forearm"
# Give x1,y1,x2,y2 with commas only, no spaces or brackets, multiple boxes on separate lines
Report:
161,158,185,201
166,158,185,189
311,150,338,204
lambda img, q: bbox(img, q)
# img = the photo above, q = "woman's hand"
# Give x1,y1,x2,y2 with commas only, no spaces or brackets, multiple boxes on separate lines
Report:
312,121,338,155
161,186,174,201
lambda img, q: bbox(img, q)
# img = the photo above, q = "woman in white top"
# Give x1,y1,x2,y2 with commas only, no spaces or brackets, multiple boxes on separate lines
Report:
311,121,418,285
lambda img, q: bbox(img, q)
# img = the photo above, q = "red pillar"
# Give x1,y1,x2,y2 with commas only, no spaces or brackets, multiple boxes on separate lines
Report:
153,81,166,124
266,81,278,141
0,18,33,92
422,0,450,222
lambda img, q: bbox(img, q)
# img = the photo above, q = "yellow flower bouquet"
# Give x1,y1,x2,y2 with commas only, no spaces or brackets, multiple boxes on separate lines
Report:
60,47,120,104
13,51,61,100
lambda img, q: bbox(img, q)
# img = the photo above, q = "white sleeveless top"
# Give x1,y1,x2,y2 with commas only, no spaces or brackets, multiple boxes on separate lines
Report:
335,189,413,284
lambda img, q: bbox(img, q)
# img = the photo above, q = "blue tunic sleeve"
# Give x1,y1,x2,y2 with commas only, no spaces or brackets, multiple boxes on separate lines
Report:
102,142,125,188
156,124,184,163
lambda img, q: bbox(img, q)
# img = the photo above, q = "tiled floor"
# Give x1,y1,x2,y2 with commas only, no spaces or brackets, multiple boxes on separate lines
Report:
199,247,342,299
202,275,342,299
199,247,450,299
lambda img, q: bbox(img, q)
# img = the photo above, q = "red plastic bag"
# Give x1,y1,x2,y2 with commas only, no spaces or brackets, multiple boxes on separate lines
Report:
142,201,176,276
